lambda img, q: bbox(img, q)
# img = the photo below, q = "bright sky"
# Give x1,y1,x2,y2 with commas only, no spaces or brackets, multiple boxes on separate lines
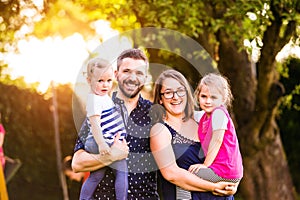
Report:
5,34,90,92
276,43,300,62
3,20,122,93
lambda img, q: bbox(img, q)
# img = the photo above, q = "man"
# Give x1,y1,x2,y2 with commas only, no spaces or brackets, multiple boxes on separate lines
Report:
72,48,160,199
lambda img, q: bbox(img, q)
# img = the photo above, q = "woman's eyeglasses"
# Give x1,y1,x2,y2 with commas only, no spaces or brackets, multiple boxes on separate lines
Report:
160,89,186,99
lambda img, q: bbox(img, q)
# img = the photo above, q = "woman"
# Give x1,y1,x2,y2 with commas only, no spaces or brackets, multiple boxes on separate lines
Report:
150,69,237,199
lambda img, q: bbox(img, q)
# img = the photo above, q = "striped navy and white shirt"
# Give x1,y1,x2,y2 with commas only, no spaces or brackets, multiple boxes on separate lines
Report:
85,93,126,144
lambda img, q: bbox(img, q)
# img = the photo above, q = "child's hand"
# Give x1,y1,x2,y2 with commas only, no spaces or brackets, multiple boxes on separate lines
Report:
188,163,207,174
98,142,111,155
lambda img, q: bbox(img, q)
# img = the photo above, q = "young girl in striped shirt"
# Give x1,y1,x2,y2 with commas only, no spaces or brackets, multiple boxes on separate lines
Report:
79,57,127,200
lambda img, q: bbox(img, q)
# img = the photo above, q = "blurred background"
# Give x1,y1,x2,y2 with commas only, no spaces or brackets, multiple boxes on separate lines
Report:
0,0,299,199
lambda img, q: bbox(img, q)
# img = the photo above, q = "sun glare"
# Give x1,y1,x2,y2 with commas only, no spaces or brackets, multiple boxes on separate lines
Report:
3,20,122,93
5,34,94,93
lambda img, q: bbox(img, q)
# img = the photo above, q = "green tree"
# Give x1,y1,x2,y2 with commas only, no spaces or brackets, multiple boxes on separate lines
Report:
277,57,300,194
0,83,79,199
33,0,95,38
68,1,300,199
0,0,41,85
0,0,41,53
15,0,300,199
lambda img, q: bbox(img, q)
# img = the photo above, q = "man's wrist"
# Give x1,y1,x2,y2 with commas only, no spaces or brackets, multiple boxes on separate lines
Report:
95,153,114,166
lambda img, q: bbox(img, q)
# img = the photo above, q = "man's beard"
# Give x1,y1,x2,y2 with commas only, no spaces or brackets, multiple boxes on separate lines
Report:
119,81,144,98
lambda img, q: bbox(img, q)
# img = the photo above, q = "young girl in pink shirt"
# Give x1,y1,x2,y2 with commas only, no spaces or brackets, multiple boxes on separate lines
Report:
190,73,243,183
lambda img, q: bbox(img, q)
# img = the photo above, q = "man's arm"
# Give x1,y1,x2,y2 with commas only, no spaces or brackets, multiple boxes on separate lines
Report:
72,133,129,172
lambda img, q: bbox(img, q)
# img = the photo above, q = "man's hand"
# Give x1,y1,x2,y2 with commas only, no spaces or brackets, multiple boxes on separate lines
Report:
109,132,129,162
72,133,129,172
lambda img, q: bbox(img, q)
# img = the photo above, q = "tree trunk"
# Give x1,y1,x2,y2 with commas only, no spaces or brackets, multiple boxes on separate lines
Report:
51,82,69,200
216,29,296,199
239,124,296,200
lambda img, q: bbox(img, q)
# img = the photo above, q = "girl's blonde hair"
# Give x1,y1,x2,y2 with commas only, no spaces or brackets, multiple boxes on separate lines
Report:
86,57,112,78
194,73,233,109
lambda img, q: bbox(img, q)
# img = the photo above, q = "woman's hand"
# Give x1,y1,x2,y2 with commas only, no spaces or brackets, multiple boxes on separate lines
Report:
213,181,239,196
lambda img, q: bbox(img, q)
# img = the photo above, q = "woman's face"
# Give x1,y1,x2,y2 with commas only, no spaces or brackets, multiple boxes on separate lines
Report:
160,78,187,118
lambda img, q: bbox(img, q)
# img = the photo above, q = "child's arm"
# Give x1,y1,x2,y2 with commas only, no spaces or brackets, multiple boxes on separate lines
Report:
189,109,227,173
203,129,225,166
89,115,110,155
188,129,225,173
204,109,228,167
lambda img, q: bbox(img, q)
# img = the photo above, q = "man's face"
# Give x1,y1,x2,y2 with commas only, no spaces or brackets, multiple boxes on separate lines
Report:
115,58,147,98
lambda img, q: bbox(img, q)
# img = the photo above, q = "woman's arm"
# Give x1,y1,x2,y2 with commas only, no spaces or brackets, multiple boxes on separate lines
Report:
150,123,235,193
72,133,129,172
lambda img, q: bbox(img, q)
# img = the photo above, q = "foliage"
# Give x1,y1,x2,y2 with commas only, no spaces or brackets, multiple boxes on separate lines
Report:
277,57,300,193
0,0,42,50
33,0,95,38
0,0,41,76
0,83,80,199
70,0,300,53
0,0,25,52
0,73,40,93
